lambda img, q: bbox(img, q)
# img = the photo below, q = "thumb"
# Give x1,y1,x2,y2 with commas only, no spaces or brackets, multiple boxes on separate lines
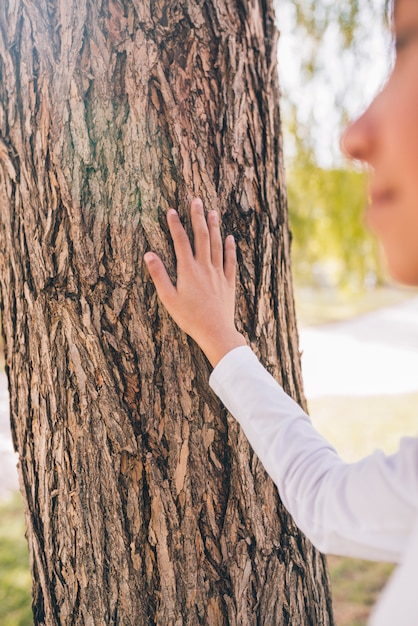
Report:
144,252,177,305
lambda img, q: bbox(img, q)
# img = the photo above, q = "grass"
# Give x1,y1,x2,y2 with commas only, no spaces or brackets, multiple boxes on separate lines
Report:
327,556,395,626
0,493,32,626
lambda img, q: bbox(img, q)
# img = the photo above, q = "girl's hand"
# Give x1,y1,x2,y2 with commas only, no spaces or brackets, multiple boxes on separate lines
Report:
144,198,247,367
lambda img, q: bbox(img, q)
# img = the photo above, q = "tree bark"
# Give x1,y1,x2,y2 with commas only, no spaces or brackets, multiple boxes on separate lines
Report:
0,0,334,624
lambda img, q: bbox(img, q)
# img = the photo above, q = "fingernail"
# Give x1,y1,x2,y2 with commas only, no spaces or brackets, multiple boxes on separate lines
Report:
167,209,177,217
192,197,203,208
144,252,154,263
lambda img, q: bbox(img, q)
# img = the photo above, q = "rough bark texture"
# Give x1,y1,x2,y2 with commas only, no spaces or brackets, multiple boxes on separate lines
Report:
0,0,334,624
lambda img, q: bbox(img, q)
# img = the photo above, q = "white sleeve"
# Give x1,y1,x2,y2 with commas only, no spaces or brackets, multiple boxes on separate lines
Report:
209,346,418,563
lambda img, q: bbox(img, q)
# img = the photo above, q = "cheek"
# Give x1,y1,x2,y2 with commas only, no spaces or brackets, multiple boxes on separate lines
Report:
383,68,418,169
398,127,418,178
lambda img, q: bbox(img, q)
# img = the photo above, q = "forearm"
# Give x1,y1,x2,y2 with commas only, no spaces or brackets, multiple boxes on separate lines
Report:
210,346,417,562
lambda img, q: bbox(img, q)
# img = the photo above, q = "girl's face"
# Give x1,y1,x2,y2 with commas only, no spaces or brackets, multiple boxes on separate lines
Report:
342,0,418,285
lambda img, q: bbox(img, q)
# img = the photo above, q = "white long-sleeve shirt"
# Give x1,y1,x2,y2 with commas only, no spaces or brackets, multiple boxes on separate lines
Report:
209,346,418,625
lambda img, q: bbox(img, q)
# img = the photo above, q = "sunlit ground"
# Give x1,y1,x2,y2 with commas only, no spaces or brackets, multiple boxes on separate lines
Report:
295,285,416,328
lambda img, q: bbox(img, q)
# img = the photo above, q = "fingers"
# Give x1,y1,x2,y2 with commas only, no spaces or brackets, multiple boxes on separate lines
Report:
144,252,177,306
166,208,194,268
224,235,237,285
190,198,211,262
207,210,223,269
150,199,232,281
191,198,225,270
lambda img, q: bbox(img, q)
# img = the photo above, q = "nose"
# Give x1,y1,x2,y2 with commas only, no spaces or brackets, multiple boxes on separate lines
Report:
340,107,375,165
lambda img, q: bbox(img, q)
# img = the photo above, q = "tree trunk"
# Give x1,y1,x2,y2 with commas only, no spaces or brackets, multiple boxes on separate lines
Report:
0,0,333,624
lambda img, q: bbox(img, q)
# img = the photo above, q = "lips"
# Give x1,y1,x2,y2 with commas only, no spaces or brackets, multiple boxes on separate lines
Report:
368,187,396,207
365,185,397,232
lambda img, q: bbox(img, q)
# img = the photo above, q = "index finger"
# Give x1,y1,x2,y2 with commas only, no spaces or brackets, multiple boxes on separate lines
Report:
166,209,194,267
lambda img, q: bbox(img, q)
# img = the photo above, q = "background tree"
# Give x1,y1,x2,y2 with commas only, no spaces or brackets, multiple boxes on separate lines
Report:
0,1,333,624
279,0,390,289
287,135,382,289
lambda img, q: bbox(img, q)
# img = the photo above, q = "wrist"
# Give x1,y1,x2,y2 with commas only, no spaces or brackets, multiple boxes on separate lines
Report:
201,330,247,368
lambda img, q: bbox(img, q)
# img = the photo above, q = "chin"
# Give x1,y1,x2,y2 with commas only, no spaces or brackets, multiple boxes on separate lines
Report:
387,262,418,287
380,241,418,286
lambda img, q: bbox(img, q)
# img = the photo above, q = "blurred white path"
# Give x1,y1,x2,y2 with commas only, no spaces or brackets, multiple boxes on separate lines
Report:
299,296,418,398
0,372,19,497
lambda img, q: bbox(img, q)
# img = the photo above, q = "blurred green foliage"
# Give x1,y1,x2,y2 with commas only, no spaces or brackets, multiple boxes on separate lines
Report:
281,0,388,289
287,153,382,289
290,0,390,77
294,0,361,49
0,494,32,626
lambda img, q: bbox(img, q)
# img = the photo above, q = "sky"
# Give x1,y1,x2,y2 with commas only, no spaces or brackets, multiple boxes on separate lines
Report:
275,1,392,168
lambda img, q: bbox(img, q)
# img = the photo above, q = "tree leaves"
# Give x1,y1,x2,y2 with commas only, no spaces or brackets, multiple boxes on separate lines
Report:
277,0,389,289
